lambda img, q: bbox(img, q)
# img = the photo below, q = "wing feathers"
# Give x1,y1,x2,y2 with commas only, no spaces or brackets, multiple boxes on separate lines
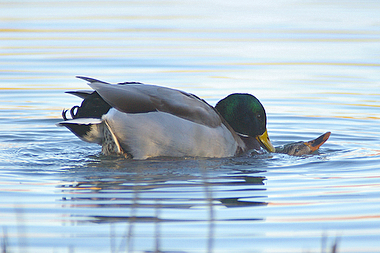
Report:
88,81,157,113
76,76,108,84
78,76,221,128
65,90,94,99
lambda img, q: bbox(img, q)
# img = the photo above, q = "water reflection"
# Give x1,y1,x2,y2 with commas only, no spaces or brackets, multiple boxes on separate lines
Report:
58,158,268,223
53,158,268,252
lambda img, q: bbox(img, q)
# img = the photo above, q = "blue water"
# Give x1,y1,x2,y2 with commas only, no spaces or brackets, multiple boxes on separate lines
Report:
1,0,380,252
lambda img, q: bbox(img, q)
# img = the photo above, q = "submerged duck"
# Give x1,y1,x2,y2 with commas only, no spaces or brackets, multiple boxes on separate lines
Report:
275,132,331,156
58,76,275,159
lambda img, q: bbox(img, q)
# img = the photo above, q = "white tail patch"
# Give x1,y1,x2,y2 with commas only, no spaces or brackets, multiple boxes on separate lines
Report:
56,118,102,126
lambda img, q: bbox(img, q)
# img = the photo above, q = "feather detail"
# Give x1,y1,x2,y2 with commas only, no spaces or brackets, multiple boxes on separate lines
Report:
78,77,221,128
57,118,103,144
65,90,94,99
102,120,131,158
103,109,238,159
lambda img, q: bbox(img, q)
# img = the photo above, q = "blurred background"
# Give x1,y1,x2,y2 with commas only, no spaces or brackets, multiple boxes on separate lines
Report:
1,0,379,252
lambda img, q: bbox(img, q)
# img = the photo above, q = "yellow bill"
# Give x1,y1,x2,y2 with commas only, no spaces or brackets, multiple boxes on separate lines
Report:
256,129,275,152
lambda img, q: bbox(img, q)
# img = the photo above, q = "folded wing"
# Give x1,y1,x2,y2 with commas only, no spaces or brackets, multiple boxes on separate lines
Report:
77,76,222,128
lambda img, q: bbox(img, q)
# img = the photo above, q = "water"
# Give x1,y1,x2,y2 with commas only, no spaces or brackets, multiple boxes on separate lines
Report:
1,0,380,252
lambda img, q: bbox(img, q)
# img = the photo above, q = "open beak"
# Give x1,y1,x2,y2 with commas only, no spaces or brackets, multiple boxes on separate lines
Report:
256,129,275,152
304,132,331,152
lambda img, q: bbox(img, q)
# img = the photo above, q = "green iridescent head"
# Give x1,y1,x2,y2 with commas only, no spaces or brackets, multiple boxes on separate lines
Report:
216,93,275,152
215,93,266,136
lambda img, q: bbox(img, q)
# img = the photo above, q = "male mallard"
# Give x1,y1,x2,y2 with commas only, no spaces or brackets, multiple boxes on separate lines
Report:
58,76,275,159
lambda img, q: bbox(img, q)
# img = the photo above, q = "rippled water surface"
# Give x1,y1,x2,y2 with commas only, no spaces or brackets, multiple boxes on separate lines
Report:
1,0,380,252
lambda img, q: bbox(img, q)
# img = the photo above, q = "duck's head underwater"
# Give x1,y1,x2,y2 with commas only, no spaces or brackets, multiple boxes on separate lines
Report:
58,76,276,159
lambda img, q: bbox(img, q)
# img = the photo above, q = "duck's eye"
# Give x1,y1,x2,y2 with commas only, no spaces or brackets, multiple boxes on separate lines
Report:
257,114,261,118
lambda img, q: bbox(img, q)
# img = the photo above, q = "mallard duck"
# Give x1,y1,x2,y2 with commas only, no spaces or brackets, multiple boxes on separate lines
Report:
275,132,331,156
58,76,275,159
